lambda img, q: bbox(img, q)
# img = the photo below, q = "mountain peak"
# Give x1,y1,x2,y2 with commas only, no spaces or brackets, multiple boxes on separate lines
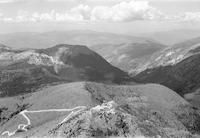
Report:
0,44,129,97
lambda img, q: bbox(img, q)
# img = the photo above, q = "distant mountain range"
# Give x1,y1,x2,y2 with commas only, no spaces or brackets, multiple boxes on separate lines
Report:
143,29,200,45
0,44,129,97
0,30,167,73
1,29,200,48
0,30,154,49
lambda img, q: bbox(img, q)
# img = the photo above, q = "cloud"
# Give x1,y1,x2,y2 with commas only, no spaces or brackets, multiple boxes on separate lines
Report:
0,0,26,3
0,0,163,22
163,12,200,23
0,0,200,23
90,1,164,22
0,0,14,3
0,0,198,4
180,12,200,22
71,4,91,20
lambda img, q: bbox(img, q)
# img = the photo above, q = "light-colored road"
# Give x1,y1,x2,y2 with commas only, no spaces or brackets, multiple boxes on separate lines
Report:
1,106,87,137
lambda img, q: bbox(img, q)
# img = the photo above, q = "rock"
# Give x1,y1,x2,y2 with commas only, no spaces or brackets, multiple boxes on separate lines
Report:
48,101,196,138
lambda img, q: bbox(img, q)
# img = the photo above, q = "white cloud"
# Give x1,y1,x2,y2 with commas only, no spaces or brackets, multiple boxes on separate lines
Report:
38,0,163,22
0,0,200,23
0,0,25,3
163,12,200,23
180,12,200,22
90,1,164,22
0,0,198,4
70,4,91,20
0,0,14,3
1,0,161,22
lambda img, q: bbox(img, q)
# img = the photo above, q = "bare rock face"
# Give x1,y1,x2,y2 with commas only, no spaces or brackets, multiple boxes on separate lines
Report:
48,101,196,138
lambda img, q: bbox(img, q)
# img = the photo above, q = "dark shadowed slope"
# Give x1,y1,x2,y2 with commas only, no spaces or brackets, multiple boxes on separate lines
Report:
0,44,129,97
134,54,200,96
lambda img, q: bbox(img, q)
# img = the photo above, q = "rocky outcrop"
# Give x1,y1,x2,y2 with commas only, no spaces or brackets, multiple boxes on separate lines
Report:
43,82,200,138
1,82,200,137
49,101,197,138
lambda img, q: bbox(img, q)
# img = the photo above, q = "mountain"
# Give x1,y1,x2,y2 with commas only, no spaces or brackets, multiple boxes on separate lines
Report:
0,31,167,73
143,29,200,45
133,36,200,73
0,30,154,49
0,44,129,97
91,41,166,72
0,82,200,137
133,37,200,107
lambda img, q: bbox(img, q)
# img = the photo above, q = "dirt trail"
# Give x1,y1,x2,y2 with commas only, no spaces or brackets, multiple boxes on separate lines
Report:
1,106,86,137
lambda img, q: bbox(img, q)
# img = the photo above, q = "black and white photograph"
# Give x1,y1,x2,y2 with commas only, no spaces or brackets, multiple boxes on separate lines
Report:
0,0,200,137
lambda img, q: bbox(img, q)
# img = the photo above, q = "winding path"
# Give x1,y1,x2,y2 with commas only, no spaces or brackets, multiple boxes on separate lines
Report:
1,106,87,137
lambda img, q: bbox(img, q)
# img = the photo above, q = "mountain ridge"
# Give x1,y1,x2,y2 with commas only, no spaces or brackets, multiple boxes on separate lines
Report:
0,82,199,137
0,44,130,97
133,36,200,108
0,30,159,49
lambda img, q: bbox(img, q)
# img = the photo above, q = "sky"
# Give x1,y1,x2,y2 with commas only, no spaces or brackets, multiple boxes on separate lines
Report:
0,0,200,34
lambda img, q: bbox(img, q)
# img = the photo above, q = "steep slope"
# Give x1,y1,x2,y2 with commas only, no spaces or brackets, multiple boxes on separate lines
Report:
130,36,200,74
134,54,200,95
133,36,200,75
0,82,199,137
91,41,165,72
133,37,200,107
0,44,129,97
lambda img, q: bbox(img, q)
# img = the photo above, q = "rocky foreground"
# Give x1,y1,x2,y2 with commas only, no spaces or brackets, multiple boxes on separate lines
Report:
49,101,199,138
1,82,199,138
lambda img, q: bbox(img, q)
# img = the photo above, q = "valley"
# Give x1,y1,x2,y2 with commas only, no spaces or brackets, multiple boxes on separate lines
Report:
1,0,200,137
0,31,200,137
